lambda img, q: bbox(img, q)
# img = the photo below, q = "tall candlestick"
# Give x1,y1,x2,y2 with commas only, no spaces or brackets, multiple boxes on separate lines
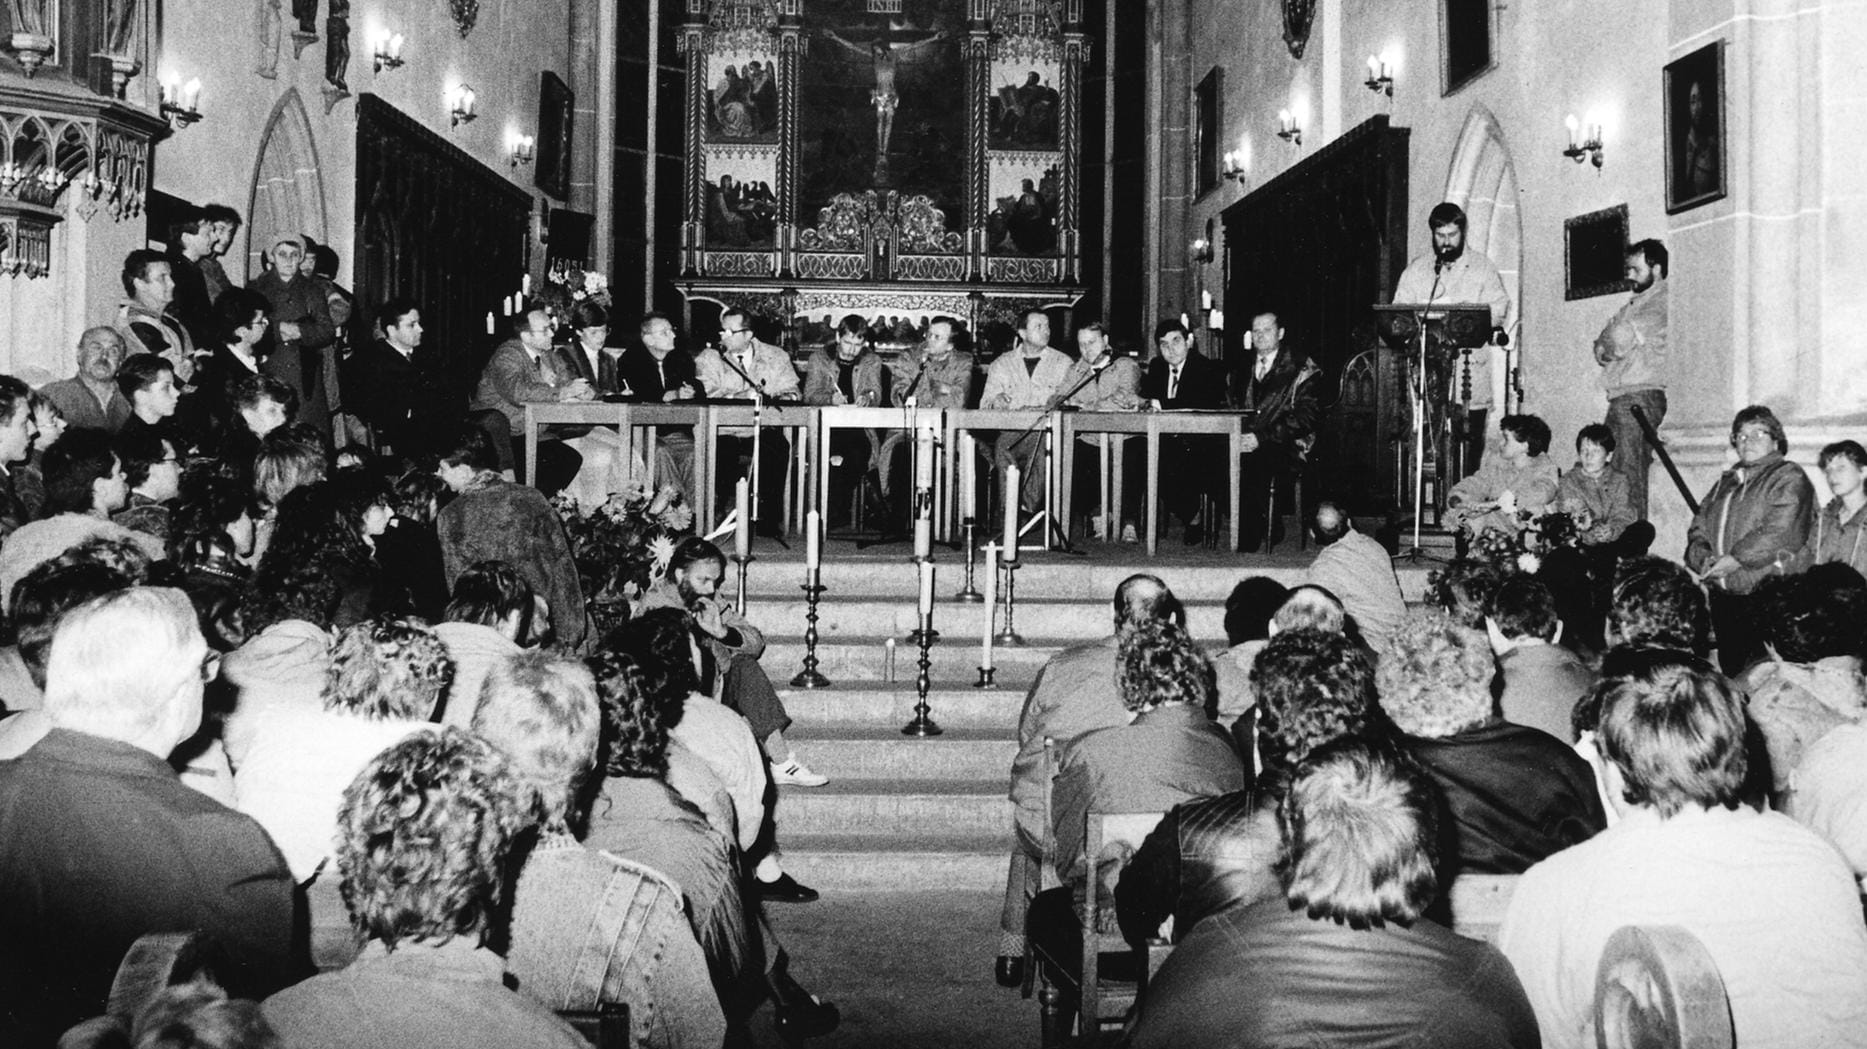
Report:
733,478,751,559
805,509,821,570
1002,464,1020,562
918,560,935,616
980,542,998,671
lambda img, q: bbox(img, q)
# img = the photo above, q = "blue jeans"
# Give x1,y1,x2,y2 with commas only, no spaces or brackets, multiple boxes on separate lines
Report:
1606,390,1666,520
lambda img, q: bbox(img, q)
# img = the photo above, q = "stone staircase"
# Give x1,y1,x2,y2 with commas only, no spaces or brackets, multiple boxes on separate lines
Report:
738,542,1433,893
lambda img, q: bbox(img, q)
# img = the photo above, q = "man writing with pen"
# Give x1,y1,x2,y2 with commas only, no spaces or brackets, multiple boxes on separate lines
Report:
694,308,800,537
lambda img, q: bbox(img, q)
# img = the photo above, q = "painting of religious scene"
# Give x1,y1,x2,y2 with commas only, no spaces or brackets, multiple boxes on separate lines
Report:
706,51,781,144
704,150,779,247
988,57,1060,151
986,158,1059,255
799,0,966,226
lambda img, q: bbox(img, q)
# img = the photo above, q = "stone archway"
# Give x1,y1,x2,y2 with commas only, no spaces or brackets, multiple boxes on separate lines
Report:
244,89,328,280
1442,105,1522,411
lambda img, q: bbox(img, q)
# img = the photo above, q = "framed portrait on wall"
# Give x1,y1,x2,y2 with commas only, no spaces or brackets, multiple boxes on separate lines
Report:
1564,203,1633,301
537,71,574,201
1664,41,1725,214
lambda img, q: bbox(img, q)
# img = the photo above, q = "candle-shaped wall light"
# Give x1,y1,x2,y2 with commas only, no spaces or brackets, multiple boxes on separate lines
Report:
1276,109,1302,147
448,83,478,127
160,75,205,128
1364,53,1394,96
373,30,406,73
1562,113,1604,169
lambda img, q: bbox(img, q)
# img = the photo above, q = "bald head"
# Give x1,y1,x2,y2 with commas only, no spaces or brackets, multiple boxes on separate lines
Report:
1113,573,1182,630
77,327,126,382
1313,501,1350,544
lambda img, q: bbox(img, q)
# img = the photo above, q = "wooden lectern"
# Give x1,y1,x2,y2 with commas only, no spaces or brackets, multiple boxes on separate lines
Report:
1375,302,1495,559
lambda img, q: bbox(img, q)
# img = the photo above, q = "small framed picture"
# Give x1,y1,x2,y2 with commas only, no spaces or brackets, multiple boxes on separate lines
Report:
1664,41,1726,214
536,71,574,201
1564,204,1632,301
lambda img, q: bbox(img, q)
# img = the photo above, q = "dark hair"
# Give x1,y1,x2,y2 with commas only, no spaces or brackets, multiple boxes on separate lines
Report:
1755,563,1867,663
170,208,211,242
199,203,242,228
1609,556,1708,651
666,537,726,580
1730,405,1788,455
376,297,419,334
230,372,298,417
638,310,674,339
587,649,675,779
1488,575,1560,642
437,424,499,473
116,429,177,490
43,428,118,515
115,353,175,404
390,469,446,524
445,560,535,637
1224,576,1291,645
1152,317,1188,342
1252,627,1380,771
10,559,133,688
1499,414,1551,458
168,472,257,567
1818,440,1867,471
1576,422,1616,454
214,287,273,348
249,482,376,631
569,300,609,332
1628,238,1668,277
1594,647,1747,816
610,606,703,705
1429,560,1505,631
835,314,870,342
1278,737,1439,928
121,248,168,296
0,375,30,427
307,244,339,279
1427,202,1467,230
1019,307,1050,333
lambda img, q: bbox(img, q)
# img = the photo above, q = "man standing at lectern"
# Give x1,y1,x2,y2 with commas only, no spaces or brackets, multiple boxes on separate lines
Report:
1393,202,1512,473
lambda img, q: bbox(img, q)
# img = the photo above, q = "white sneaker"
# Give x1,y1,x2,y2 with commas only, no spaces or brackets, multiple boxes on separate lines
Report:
1120,523,1139,544
773,757,829,787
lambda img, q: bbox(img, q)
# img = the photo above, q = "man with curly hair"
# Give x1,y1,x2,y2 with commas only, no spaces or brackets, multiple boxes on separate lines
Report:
1378,612,1604,876
262,729,588,1048
1115,627,1381,950
1500,649,1867,1049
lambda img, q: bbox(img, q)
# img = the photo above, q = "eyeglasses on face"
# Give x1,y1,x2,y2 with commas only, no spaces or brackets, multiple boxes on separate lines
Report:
721,326,750,335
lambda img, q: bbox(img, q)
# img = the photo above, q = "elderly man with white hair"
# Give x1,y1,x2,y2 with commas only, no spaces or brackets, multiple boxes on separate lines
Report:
0,588,304,1046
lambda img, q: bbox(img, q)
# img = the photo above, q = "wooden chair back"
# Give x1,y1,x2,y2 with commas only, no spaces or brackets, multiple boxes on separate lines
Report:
1447,872,1520,945
106,931,226,1026
1080,810,1169,1041
1593,925,1732,1049
556,1002,631,1048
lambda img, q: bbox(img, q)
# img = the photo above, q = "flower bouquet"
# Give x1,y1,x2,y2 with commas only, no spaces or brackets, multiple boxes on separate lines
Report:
554,483,694,638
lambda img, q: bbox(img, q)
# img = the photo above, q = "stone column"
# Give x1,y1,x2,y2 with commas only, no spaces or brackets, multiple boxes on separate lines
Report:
1153,0,1191,322
565,0,600,217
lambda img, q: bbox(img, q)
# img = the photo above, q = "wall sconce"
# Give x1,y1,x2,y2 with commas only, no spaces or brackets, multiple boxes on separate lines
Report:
448,84,478,128
1190,237,1213,264
1276,110,1302,147
372,31,406,73
1221,148,1247,182
1563,114,1604,169
508,130,536,167
159,75,204,128
1364,55,1394,97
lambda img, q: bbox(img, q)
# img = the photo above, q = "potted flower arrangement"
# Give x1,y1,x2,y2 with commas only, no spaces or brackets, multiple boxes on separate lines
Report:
554,483,693,639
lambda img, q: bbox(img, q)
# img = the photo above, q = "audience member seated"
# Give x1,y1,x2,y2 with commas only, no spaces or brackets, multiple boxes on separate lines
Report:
1304,501,1406,647
1444,413,1559,537
261,729,587,1049
1605,555,1709,653
1027,618,1246,988
376,468,449,621
234,617,447,883
1428,558,1507,631
998,573,1182,983
117,353,188,450
1125,738,1540,1049
0,375,38,540
0,588,305,1045
61,977,283,1049
1215,575,1288,685
0,549,138,749
252,482,383,633
1685,404,1816,675
112,429,185,541
473,648,727,1049
40,327,132,434
1555,423,1653,557
0,428,163,606
1499,648,1867,1049
1783,690,1867,887
435,560,533,728
194,287,274,436
1741,564,1867,799
1786,439,1867,577
468,308,590,498
435,424,588,651
17,390,68,520
1486,575,1595,742
1380,612,1606,876
1117,627,1381,950
168,472,259,587
215,374,297,491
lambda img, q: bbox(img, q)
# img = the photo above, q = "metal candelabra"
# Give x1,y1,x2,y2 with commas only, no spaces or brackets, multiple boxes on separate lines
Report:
730,554,753,615
995,556,1026,646
790,571,830,689
953,517,984,602
901,611,942,736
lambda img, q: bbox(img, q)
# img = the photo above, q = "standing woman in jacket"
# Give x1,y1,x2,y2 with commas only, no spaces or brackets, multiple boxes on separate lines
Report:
1686,405,1816,676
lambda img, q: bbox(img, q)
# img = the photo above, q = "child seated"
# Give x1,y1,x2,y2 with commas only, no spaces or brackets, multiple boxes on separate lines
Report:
1444,414,1560,537
1556,423,1653,556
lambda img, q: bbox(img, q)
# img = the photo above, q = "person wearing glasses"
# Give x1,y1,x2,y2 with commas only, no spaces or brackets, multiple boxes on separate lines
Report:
1686,405,1816,676
693,310,800,534
469,307,593,497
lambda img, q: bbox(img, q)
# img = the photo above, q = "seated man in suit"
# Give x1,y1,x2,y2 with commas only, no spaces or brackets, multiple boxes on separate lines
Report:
614,312,704,500
1141,318,1228,544
467,307,591,496
1233,311,1321,551
559,301,625,397
347,298,442,462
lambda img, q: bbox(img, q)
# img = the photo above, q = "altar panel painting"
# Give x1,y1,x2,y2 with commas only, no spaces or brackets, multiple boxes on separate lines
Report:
988,55,1059,151
800,0,967,223
707,49,781,144
704,150,779,247
987,152,1059,255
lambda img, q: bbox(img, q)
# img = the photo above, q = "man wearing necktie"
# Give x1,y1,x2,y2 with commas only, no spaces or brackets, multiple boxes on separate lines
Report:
1142,317,1227,544
1234,310,1322,552
468,307,593,495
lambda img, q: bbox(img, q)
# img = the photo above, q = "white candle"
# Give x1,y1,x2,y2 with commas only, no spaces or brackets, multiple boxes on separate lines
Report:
805,509,821,570
485,312,495,335
915,429,935,489
981,542,998,670
503,294,514,316
918,560,935,617
521,274,532,295
914,518,932,560
1201,289,1213,310
961,439,977,519
733,478,751,560
1002,464,1020,562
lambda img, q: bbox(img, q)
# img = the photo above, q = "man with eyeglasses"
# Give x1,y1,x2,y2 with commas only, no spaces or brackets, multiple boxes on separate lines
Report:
469,306,593,497
693,309,800,534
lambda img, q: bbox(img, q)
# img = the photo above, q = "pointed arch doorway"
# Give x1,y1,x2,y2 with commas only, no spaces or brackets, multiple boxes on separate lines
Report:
1441,106,1523,414
244,90,329,280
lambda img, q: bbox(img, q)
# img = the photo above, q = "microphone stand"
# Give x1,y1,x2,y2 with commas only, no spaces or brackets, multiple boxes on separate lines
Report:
719,348,789,550
999,357,1113,558
1395,262,1447,564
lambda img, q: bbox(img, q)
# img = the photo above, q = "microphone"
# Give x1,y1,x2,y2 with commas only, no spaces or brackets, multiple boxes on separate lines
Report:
1433,256,1448,275
902,358,928,401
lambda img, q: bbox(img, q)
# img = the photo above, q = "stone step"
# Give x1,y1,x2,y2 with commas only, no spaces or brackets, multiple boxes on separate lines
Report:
777,833,1010,893
773,684,1026,729
785,724,1016,781
780,778,1011,837
744,597,1224,642
764,638,1072,685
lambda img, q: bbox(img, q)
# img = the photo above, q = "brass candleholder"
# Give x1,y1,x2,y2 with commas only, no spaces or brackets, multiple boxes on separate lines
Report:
901,611,943,737
790,574,830,689
995,556,1026,646
974,666,998,689
954,517,984,602
730,553,754,615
